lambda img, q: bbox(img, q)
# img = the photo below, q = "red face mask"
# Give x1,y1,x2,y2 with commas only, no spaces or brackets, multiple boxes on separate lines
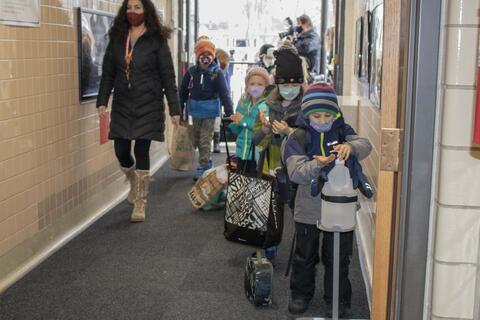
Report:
127,12,145,27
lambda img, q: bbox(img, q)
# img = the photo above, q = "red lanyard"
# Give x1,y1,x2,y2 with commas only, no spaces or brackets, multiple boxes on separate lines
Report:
124,28,145,86
124,33,134,66
125,28,145,68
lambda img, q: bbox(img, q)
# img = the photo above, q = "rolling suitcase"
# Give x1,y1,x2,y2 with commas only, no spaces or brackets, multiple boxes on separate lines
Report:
244,251,273,307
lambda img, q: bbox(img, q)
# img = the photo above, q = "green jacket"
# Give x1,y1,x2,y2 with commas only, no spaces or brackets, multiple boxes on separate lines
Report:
229,97,268,160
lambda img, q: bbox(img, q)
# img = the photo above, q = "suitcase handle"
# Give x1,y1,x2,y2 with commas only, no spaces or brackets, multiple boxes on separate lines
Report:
221,118,232,167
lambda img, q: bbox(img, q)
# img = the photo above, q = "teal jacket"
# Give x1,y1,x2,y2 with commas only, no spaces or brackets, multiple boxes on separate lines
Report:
229,97,268,160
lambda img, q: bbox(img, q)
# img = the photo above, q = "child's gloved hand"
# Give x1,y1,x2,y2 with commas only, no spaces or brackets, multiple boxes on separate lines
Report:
332,143,352,160
314,154,335,166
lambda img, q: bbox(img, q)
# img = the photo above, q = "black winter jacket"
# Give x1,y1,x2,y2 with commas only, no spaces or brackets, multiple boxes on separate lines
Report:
97,31,180,142
294,29,321,74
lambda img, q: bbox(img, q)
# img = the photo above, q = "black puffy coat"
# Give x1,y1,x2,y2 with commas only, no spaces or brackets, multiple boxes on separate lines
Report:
97,31,180,142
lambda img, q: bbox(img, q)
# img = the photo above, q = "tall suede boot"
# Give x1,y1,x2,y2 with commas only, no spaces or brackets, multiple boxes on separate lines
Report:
131,170,150,222
120,164,136,204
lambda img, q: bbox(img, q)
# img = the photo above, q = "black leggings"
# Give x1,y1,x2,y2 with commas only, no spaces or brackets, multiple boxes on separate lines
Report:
114,139,151,170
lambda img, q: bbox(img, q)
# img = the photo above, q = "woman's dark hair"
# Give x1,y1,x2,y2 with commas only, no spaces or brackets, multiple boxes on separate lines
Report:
109,0,173,40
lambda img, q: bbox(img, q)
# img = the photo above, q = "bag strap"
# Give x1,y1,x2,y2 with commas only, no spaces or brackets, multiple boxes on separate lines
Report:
256,145,271,179
221,118,231,166
182,66,197,121
240,143,256,175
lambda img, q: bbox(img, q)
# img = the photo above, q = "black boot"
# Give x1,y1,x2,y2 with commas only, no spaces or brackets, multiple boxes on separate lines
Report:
213,132,221,153
288,297,309,314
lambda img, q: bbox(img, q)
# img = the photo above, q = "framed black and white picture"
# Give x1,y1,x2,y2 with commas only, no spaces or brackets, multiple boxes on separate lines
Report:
361,11,371,82
354,17,363,78
369,4,383,108
77,8,114,102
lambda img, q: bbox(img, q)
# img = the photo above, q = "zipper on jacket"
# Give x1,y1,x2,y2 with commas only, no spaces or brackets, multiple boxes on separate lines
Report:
320,132,326,156
241,101,252,159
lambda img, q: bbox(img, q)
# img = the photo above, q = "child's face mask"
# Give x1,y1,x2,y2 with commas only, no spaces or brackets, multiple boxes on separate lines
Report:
308,112,336,132
262,56,274,68
199,54,213,66
279,85,301,101
310,120,334,133
247,85,265,99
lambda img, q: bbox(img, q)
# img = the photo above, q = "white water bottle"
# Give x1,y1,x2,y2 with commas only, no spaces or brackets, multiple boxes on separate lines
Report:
318,159,358,232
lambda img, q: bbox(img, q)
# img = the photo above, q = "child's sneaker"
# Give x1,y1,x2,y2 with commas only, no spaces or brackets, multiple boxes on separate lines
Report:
193,167,205,181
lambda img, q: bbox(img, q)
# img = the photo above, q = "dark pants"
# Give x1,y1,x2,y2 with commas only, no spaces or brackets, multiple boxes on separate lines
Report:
290,222,353,304
114,139,151,170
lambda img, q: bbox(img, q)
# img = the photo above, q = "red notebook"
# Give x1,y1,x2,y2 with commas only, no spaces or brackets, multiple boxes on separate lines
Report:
99,111,110,145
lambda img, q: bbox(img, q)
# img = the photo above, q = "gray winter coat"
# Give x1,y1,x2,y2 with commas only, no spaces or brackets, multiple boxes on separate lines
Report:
251,92,303,171
283,127,372,226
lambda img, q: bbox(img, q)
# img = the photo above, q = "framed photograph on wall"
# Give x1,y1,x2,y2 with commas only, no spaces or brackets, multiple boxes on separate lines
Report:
77,8,115,102
369,4,383,108
361,11,371,82
354,17,363,78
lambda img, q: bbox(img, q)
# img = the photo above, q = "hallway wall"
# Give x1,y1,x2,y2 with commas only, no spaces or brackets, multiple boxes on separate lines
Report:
0,0,178,292
430,0,480,319
340,0,382,302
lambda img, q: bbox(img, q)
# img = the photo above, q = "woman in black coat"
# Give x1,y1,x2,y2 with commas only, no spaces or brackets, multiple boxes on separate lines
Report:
97,0,180,223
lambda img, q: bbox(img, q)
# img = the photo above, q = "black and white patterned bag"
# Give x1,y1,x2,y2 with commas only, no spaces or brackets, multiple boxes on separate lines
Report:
224,171,280,247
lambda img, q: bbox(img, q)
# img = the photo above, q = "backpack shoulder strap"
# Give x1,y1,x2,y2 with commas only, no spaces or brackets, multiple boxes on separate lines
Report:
188,66,196,78
290,128,308,150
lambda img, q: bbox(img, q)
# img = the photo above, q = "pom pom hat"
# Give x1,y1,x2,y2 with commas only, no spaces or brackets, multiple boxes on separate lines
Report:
301,83,340,118
245,66,271,86
194,38,215,58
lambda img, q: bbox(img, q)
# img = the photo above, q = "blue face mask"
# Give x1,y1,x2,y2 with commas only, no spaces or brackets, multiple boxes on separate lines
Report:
310,120,334,133
279,86,301,101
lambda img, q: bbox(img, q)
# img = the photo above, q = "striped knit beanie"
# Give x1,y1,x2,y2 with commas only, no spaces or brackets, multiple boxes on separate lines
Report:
301,83,340,118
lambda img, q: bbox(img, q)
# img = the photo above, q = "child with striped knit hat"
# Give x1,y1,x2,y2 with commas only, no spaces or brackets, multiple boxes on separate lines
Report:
282,83,372,316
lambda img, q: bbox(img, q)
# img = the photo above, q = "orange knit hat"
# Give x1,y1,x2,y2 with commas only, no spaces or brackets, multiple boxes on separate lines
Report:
194,39,215,58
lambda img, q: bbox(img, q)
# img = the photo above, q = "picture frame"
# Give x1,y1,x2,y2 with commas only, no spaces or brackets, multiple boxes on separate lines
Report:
369,4,383,108
354,17,363,78
77,8,115,102
360,10,371,82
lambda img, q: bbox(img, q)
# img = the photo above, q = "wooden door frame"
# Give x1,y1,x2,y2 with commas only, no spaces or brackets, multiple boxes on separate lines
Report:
371,0,442,319
370,0,409,318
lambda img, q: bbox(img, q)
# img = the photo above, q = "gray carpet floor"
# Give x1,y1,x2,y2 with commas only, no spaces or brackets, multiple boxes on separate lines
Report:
0,153,370,320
